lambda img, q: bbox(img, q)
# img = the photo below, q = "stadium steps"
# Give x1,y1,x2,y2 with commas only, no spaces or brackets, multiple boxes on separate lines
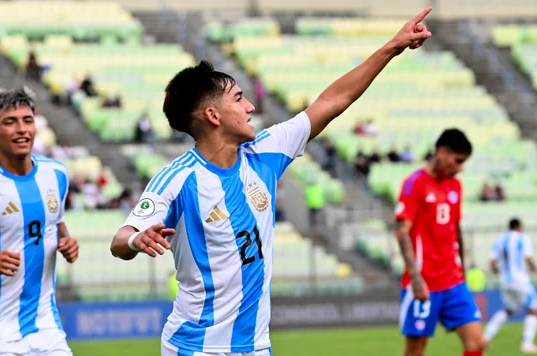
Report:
428,19,537,141
0,56,135,186
134,10,399,287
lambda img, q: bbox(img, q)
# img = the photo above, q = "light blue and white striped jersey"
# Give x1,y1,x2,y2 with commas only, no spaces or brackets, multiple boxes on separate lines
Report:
123,112,311,353
491,230,533,287
0,155,68,342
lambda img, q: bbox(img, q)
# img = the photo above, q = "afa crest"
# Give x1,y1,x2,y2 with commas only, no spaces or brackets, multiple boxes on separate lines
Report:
247,182,269,212
47,190,59,214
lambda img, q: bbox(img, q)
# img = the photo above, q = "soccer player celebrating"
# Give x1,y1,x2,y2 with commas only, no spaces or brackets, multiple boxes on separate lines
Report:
395,129,488,356
111,8,433,356
484,218,537,354
0,87,79,355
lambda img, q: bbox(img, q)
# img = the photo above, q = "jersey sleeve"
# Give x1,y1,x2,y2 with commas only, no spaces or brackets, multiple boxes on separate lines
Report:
241,111,311,179
122,168,189,232
524,235,533,258
394,174,421,222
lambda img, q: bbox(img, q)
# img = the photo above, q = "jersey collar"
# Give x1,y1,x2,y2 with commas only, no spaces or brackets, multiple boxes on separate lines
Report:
0,156,38,181
193,148,241,177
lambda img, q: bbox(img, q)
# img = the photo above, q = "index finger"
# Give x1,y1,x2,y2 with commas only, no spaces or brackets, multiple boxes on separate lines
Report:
411,6,432,25
147,229,171,249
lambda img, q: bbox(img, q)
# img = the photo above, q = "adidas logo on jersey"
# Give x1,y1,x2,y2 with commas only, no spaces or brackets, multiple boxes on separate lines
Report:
1,202,20,216
205,206,228,223
425,193,437,203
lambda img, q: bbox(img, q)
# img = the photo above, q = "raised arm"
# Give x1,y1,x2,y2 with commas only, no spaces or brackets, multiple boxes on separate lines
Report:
305,7,432,140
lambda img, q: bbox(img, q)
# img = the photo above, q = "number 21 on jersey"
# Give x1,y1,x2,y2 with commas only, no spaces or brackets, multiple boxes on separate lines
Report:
436,203,450,225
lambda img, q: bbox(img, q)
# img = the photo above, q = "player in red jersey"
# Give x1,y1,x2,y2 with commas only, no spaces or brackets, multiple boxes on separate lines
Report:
395,129,487,356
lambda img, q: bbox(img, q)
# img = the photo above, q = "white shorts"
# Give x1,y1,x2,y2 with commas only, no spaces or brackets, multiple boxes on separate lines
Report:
161,339,272,356
0,330,72,356
501,283,537,312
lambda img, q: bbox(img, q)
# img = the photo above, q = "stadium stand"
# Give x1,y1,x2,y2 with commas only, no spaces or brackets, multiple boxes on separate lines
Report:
0,1,364,300
209,16,537,287
493,24,537,88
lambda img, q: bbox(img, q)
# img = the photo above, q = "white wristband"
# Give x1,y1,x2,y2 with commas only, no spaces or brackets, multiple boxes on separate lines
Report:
127,232,141,252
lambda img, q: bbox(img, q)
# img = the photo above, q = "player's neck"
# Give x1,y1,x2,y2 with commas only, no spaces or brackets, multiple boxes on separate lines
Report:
195,139,238,169
0,153,33,176
424,159,441,180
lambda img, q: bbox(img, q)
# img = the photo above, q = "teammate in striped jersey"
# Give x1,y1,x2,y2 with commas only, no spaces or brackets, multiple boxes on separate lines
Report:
484,218,537,354
0,88,79,356
111,8,433,356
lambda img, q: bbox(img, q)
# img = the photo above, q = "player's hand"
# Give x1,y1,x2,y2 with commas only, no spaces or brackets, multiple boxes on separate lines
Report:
411,275,430,301
132,224,175,258
58,237,79,263
0,251,20,276
390,7,433,55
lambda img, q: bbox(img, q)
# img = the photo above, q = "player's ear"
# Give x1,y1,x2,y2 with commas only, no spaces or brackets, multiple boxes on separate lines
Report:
202,106,221,128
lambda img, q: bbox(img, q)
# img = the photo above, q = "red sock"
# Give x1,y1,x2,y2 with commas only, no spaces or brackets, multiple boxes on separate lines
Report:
463,352,483,356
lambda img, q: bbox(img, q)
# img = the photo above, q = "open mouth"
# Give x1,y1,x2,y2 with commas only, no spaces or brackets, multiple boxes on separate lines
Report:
12,138,30,146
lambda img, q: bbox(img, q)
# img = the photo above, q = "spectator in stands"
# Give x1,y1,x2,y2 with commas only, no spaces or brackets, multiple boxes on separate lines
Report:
322,139,337,177
353,120,366,135
305,178,325,229
252,75,265,114
25,50,41,81
369,148,381,164
82,179,106,210
495,181,506,201
134,111,153,144
387,145,401,163
479,181,498,202
110,188,134,212
363,119,380,136
101,94,122,108
354,150,371,177
400,145,414,163
423,147,434,162
80,74,97,97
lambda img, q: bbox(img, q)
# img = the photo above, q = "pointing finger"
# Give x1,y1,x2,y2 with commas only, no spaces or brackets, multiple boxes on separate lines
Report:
411,6,432,26
160,228,176,237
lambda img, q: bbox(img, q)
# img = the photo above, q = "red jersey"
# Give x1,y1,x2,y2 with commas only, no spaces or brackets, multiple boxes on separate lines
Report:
394,169,463,292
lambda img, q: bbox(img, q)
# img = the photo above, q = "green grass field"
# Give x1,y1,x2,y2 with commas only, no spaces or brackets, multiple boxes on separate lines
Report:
70,323,528,355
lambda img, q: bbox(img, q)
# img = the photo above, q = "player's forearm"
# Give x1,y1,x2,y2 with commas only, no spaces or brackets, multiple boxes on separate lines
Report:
110,226,140,260
307,42,398,137
396,232,421,281
57,222,70,239
457,225,465,272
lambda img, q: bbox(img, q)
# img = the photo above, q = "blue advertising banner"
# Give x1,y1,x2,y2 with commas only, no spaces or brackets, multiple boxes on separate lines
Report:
56,289,522,341
59,301,172,340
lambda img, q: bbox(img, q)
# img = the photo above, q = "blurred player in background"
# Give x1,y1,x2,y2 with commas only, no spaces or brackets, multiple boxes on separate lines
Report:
395,129,488,356
0,88,79,356
484,218,537,354
111,8,433,356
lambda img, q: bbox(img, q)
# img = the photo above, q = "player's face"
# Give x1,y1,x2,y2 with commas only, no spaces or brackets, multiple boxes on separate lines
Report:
218,84,256,144
0,106,35,159
437,149,469,178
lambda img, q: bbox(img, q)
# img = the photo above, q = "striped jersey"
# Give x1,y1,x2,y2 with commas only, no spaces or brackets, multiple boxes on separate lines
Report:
491,230,533,287
123,112,311,353
0,155,68,342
